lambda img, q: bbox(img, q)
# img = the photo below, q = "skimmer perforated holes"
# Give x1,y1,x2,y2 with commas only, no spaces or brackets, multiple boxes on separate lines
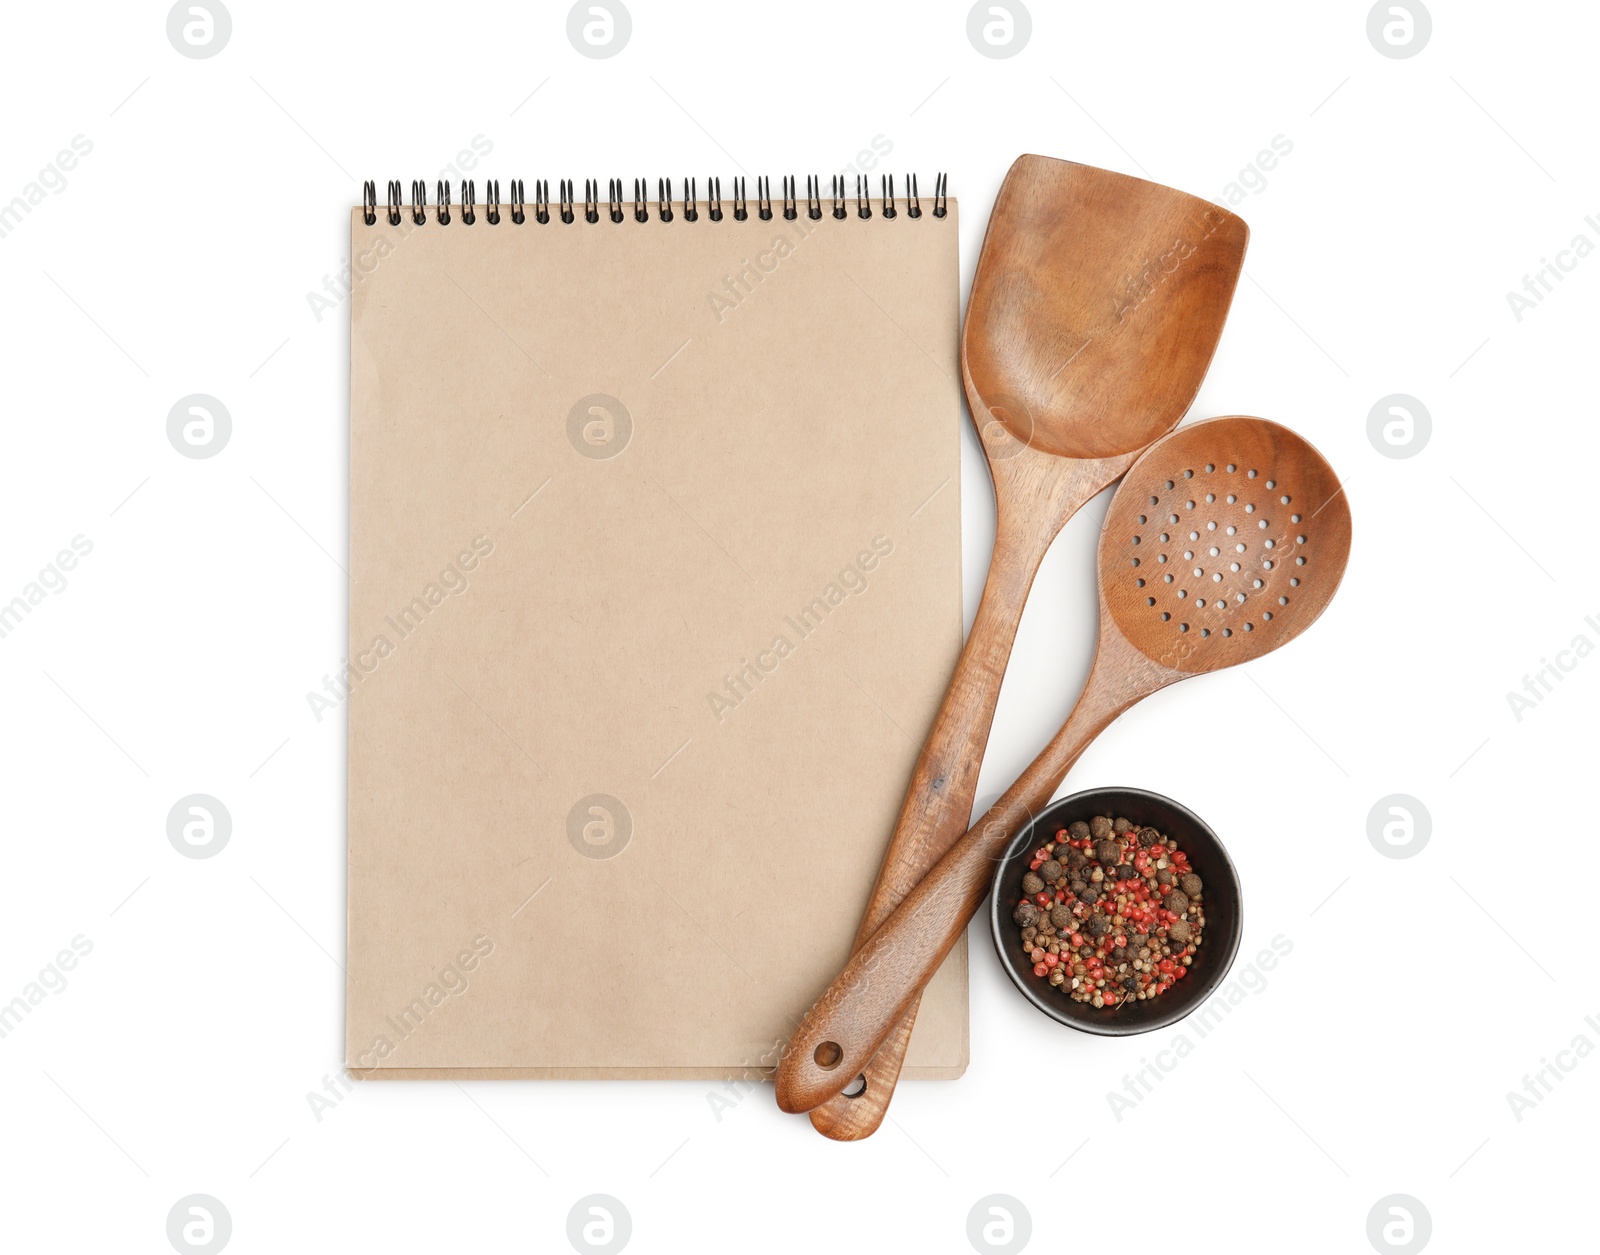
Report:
1125,459,1314,646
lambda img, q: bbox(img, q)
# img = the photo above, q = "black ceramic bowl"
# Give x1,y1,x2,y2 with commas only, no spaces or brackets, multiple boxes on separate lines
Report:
988,787,1242,1036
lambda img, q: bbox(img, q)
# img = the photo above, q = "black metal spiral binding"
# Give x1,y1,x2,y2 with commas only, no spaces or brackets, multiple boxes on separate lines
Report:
360,174,949,225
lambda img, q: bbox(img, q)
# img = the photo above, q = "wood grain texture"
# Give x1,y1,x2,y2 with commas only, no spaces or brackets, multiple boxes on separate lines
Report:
798,157,1250,1135
805,441,1124,1138
777,416,1351,1116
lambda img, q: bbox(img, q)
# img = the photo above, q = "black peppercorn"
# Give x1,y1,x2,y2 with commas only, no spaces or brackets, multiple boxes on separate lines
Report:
1015,812,1201,1009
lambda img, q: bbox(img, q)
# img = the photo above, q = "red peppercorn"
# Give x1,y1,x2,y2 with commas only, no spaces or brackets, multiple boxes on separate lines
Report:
1012,814,1202,1010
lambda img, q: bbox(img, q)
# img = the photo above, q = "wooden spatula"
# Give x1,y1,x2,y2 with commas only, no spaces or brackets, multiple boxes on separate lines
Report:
779,416,1353,1115
799,157,1248,1137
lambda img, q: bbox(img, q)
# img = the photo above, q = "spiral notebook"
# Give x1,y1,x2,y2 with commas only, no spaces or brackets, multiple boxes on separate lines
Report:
346,175,968,1078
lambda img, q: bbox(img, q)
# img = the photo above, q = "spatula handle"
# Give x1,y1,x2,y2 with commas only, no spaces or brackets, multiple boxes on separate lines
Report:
806,475,1106,1139
804,510,1051,1135
775,631,1155,1115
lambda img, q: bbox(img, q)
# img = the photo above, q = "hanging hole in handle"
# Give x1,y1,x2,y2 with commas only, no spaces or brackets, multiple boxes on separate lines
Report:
813,1041,843,1070
840,1073,867,1099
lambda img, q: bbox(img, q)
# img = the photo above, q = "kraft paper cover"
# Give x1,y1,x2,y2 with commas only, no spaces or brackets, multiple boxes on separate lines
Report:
347,198,966,1078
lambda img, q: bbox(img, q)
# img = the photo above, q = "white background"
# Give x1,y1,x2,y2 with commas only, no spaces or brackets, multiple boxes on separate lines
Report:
1,1,1594,1252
